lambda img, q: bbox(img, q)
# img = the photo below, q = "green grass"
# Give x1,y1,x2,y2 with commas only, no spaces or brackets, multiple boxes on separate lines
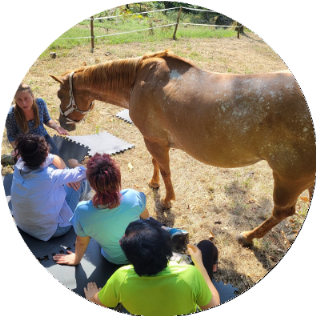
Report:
40,10,241,58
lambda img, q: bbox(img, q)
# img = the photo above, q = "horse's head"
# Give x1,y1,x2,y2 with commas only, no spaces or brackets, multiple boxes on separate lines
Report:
50,72,95,131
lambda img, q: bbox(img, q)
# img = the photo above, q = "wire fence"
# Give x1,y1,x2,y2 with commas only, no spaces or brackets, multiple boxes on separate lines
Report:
56,6,243,52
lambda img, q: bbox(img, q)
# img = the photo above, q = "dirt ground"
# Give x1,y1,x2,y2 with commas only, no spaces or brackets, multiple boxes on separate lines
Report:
1,32,311,296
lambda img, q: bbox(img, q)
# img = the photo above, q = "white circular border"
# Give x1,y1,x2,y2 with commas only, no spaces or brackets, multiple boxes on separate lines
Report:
1,1,314,315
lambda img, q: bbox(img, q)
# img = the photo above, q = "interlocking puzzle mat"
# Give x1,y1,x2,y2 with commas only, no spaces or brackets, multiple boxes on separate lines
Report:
52,135,90,167
2,173,13,212
18,226,121,297
67,132,134,156
116,109,133,124
213,280,239,304
18,225,238,305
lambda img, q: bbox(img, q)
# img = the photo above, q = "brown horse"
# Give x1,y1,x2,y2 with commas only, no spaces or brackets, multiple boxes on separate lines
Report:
50,50,316,246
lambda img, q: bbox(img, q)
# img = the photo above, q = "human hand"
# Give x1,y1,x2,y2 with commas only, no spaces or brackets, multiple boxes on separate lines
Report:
68,158,79,168
84,282,101,301
11,150,20,162
187,244,203,267
67,181,81,191
53,250,79,266
56,126,70,136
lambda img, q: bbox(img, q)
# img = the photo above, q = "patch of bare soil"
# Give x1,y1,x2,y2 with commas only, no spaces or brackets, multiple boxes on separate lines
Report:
1,32,310,295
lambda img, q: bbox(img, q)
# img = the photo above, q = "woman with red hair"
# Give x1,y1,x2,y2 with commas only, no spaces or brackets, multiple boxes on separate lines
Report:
53,153,188,265
52,153,174,265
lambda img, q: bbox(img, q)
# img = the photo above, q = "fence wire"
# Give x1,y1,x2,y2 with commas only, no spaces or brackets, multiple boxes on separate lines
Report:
57,6,234,41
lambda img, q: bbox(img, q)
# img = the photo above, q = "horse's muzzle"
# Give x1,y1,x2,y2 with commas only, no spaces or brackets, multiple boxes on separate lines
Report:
59,114,76,131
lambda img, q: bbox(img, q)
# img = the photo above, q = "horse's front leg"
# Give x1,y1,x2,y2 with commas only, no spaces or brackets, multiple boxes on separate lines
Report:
144,138,175,208
149,157,160,189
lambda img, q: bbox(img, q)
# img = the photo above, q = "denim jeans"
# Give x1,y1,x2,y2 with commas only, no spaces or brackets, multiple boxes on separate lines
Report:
51,179,90,238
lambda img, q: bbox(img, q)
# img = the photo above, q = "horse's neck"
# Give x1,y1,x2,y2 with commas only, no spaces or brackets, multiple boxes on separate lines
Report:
76,76,130,109
77,58,141,109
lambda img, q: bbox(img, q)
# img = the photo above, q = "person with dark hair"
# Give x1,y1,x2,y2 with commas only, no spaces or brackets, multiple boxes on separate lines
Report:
11,134,89,241
5,83,69,157
84,219,220,316
53,153,188,266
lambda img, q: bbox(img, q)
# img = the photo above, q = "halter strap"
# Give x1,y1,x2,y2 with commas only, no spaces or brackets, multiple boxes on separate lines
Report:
59,72,94,124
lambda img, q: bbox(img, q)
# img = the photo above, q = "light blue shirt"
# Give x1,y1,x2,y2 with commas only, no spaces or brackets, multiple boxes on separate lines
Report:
11,154,87,241
70,189,146,264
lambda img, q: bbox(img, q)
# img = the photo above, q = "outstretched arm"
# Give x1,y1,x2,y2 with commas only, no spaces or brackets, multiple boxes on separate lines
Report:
53,235,90,265
52,155,66,169
187,244,220,309
84,282,107,306
46,119,70,136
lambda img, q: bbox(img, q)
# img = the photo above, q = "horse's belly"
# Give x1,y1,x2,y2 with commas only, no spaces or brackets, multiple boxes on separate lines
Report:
169,133,262,168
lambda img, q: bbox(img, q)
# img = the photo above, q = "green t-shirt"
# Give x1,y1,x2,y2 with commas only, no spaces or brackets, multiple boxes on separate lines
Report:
98,261,212,316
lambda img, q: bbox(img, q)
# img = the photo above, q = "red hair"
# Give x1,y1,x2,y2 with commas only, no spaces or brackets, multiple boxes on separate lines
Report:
86,153,122,209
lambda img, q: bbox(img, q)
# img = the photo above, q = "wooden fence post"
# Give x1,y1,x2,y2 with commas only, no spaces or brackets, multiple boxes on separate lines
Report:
237,22,243,39
90,16,95,53
173,7,182,40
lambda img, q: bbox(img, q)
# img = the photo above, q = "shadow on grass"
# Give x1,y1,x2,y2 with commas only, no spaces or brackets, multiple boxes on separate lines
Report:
215,267,256,296
151,188,176,228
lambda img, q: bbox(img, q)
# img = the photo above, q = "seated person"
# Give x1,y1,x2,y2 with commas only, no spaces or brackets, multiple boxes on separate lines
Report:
53,153,188,266
6,83,69,157
83,219,220,316
11,134,88,241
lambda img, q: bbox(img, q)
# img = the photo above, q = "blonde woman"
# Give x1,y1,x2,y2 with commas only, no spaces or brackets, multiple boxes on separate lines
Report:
5,83,69,156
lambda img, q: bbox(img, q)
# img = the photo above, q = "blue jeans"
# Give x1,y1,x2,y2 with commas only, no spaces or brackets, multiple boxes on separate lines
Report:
51,179,90,238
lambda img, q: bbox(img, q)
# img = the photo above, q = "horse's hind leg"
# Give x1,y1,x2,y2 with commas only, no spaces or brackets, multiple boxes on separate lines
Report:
236,172,311,246
144,138,175,208
308,185,314,202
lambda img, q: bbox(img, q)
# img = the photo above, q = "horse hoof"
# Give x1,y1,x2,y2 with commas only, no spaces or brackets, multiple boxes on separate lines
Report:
161,199,172,209
236,233,253,247
149,181,160,189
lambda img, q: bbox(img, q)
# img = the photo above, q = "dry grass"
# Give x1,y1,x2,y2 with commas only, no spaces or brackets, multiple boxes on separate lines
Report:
1,32,310,295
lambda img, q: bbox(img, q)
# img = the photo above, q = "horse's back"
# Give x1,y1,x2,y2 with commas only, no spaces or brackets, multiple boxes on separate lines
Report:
131,55,316,176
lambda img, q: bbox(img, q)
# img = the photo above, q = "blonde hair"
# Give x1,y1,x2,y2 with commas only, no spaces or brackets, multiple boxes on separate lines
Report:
14,83,40,133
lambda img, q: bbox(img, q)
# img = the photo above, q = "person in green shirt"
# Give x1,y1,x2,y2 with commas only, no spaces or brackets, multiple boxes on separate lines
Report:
84,219,220,316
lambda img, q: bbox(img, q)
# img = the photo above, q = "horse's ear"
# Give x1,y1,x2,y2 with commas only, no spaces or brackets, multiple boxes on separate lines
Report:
50,75,64,84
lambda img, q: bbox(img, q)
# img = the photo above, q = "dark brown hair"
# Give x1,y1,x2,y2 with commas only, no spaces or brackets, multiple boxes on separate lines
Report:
16,134,49,168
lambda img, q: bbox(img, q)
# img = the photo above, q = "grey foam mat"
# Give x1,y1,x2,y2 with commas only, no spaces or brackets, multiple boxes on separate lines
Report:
213,280,238,304
18,226,121,297
2,173,13,212
52,135,90,167
116,109,134,124
19,225,238,304
3,171,238,304
67,132,134,156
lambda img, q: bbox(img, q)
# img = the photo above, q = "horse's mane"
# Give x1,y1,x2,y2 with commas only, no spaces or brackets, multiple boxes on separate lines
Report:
65,50,191,91
73,56,143,91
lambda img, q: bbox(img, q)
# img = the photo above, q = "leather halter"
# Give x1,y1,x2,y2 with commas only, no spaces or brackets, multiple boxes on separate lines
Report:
59,71,94,124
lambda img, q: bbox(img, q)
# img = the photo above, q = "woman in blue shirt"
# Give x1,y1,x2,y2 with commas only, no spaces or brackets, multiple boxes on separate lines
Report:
12,134,89,241
53,153,188,265
5,83,69,156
